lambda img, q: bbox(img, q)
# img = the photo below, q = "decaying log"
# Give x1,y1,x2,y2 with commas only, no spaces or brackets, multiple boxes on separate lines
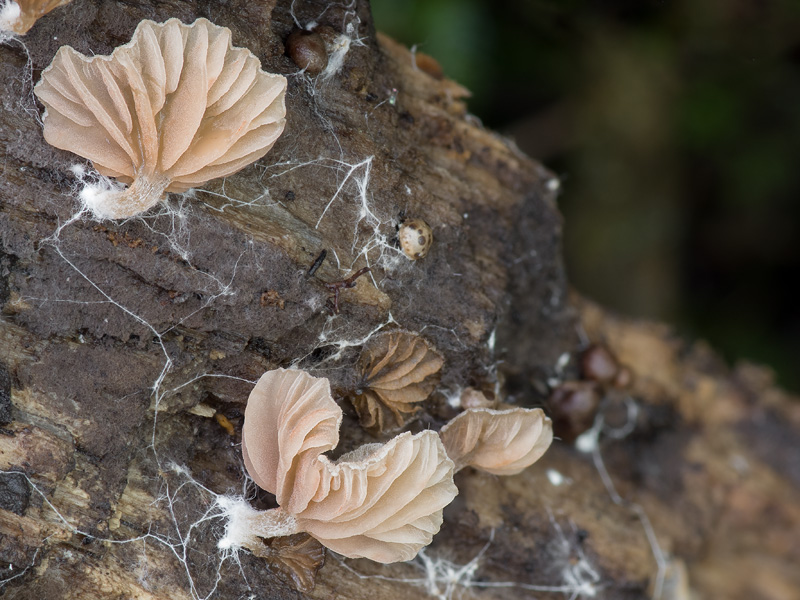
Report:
1,1,798,599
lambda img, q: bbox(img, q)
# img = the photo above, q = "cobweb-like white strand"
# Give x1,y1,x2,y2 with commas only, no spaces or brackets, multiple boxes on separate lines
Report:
0,464,265,599
577,398,668,600
337,519,604,600
6,28,654,596
0,547,39,588
12,137,427,599
254,153,410,281
13,192,281,598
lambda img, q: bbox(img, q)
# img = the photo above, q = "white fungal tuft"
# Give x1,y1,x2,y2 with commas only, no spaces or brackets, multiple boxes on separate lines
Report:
78,178,128,221
0,1,21,31
217,496,299,551
320,30,352,80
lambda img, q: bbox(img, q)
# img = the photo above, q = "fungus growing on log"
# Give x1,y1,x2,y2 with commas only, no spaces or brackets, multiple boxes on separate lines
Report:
0,0,71,35
351,331,444,434
33,17,287,219
439,406,553,475
225,368,458,564
237,532,325,593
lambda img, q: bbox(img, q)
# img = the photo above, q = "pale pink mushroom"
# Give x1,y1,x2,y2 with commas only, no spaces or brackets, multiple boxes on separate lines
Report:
0,0,72,35
232,368,458,563
33,18,287,219
439,407,553,475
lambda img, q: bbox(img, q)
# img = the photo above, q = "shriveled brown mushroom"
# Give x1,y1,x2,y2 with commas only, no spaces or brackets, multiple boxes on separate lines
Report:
439,406,553,475
227,368,458,565
246,533,325,593
33,18,287,219
0,0,71,35
351,331,443,434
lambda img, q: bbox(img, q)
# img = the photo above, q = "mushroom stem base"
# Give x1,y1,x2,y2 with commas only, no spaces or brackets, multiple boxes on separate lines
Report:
80,173,170,220
218,497,301,551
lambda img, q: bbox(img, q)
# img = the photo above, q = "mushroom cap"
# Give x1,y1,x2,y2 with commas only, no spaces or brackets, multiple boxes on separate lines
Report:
243,368,457,563
300,430,456,562
352,331,443,434
242,368,342,506
1,0,72,35
34,17,286,215
439,407,553,475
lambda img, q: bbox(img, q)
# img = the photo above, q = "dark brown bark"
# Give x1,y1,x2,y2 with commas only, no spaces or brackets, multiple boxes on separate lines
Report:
1,2,798,599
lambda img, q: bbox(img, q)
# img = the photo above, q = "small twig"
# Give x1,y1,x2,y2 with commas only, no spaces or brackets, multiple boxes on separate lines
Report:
324,267,370,314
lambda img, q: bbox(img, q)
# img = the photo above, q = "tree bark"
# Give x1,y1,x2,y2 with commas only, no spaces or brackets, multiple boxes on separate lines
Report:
1,1,798,599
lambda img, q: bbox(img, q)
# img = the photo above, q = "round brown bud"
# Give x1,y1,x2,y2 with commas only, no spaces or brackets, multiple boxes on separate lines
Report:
286,29,328,75
549,380,601,442
580,344,620,384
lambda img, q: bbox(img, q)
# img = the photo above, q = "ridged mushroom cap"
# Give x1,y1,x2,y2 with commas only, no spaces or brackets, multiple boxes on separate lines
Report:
439,407,553,475
352,331,443,434
0,0,72,35
243,368,458,563
33,17,287,218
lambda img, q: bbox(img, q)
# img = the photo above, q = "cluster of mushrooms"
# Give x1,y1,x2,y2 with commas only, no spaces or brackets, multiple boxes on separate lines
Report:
9,5,554,570
236,331,553,564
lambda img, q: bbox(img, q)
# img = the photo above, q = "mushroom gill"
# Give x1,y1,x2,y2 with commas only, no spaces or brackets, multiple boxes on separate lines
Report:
237,368,457,564
33,17,287,219
351,331,444,434
439,406,553,475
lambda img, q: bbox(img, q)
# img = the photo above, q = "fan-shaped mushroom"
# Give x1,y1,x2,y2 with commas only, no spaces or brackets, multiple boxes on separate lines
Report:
439,406,553,475
351,331,444,434
228,368,458,564
0,0,71,35
33,17,287,219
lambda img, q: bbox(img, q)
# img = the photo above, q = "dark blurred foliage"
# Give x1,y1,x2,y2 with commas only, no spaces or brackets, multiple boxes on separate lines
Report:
373,0,800,391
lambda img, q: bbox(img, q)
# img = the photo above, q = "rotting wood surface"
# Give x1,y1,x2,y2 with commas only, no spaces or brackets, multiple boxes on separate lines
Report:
1,2,798,599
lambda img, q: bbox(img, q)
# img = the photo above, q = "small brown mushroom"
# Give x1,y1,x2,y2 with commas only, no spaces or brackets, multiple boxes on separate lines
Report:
232,368,458,564
247,533,324,593
34,18,287,219
439,407,553,475
580,344,620,384
0,0,71,35
549,380,601,443
351,331,443,434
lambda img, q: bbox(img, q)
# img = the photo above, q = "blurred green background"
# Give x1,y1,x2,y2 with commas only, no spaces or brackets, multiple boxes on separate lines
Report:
372,0,800,391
